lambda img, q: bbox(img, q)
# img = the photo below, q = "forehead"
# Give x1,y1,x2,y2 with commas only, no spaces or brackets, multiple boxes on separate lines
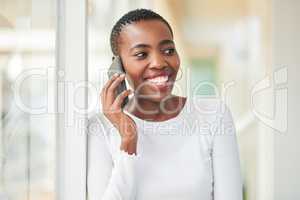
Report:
118,20,173,48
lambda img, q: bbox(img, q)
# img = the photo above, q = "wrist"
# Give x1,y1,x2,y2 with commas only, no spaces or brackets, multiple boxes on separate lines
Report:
120,137,137,155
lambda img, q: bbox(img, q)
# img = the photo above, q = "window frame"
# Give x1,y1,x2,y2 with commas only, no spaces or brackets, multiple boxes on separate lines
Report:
55,0,88,199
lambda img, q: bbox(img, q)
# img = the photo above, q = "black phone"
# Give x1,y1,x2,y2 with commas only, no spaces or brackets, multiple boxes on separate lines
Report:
107,56,129,109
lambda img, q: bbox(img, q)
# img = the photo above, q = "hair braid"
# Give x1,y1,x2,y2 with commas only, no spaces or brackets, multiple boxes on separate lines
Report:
110,8,174,56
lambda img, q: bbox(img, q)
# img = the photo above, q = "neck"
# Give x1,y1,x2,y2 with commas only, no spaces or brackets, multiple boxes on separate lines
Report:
125,94,179,121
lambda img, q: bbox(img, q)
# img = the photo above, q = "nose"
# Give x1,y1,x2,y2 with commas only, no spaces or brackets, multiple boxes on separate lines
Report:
149,52,166,69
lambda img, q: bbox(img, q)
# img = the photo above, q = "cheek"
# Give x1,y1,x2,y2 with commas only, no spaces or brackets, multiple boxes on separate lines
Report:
170,54,180,71
123,62,146,88
128,70,143,84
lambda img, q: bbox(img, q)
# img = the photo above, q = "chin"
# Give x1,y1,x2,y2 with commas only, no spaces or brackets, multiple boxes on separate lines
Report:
135,77,175,101
139,88,174,103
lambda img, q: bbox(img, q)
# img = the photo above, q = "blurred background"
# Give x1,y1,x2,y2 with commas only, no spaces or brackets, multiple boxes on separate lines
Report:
0,0,299,200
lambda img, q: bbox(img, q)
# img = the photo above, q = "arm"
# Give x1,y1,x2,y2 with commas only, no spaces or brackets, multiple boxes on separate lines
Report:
87,116,139,200
212,103,243,200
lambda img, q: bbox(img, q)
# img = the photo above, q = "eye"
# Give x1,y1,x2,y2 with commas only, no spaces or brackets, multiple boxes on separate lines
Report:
134,52,147,60
163,48,176,56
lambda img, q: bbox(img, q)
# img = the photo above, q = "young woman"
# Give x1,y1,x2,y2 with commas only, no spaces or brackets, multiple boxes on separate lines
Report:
87,8,243,200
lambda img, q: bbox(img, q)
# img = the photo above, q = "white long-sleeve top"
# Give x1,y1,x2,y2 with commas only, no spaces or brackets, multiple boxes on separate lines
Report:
87,96,243,200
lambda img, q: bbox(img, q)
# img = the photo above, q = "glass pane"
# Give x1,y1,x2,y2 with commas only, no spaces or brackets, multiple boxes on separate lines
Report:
0,0,56,200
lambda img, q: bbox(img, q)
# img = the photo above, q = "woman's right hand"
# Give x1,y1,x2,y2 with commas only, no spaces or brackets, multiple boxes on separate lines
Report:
100,73,138,154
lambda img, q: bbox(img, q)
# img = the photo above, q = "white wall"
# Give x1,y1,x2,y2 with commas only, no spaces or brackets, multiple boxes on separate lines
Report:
273,0,300,199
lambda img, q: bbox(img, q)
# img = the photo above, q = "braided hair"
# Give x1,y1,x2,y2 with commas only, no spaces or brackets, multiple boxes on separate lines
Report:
110,8,174,56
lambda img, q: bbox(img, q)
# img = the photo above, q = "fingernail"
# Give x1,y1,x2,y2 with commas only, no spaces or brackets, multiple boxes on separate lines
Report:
120,73,125,77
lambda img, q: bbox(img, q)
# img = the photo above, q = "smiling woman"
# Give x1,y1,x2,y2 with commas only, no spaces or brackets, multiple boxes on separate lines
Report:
111,11,180,107
87,8,243,200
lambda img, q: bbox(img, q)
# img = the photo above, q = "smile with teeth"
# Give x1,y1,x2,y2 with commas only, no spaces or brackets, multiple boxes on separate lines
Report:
146,75,169,85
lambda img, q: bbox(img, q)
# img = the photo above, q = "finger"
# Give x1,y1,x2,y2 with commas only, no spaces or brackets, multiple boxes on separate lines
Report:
101,73,120,106
113,89,132,108
102,73,120,94
106,73,126,98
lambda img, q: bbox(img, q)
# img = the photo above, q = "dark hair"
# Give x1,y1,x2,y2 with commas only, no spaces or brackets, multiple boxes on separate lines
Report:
110,8,174,56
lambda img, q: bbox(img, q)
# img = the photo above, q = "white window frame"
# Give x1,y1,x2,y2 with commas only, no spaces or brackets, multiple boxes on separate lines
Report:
55,0,88,200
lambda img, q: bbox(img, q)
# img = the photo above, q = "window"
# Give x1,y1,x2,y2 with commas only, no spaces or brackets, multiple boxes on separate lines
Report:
0,0,56,199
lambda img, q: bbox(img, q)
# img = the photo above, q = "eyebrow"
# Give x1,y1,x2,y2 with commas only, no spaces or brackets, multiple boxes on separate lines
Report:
129,39,174,52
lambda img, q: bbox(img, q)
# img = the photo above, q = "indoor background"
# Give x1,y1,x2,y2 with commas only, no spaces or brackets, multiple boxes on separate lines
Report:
0,0,299,200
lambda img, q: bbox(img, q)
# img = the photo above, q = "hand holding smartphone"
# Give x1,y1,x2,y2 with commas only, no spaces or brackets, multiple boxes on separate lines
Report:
101,55,137,154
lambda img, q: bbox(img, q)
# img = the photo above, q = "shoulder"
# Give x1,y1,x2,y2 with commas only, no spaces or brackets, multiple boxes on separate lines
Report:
87,112,116,139
188,96,232,117
186,96,235,132
87,114,104,138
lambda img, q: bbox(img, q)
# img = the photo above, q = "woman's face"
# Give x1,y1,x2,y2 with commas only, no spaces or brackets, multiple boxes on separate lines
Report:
118,19,180,102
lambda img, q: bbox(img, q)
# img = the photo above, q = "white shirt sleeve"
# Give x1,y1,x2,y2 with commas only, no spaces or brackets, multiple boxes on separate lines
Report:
87,115,139,200
212,103,243,200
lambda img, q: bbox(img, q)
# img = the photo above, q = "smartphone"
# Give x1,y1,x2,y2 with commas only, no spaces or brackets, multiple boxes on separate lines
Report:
107,56,129,109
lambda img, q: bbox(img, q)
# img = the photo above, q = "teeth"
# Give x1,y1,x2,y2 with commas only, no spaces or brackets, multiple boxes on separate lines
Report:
147,75,168,83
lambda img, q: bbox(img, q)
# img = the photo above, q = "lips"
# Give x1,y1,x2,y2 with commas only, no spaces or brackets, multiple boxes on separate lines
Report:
143,70,173,92
146,75,169,85
144,71,171,80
